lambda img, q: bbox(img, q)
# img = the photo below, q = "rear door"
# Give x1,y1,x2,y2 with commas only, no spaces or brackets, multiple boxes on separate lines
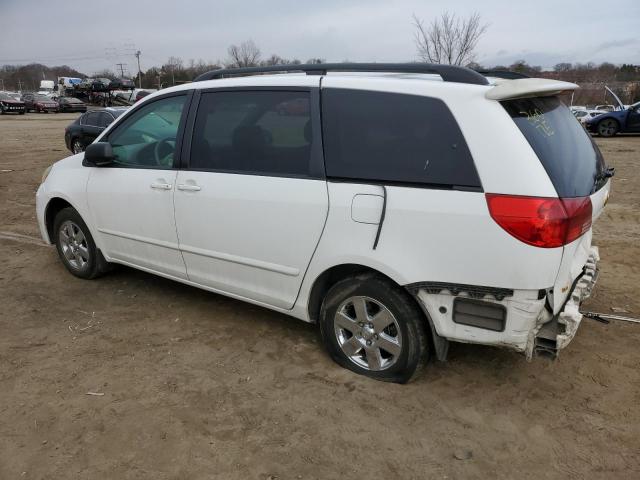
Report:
80,111,103,146
174,87,328,309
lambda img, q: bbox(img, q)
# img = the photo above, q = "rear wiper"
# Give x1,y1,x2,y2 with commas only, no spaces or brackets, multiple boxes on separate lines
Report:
595,167,615,184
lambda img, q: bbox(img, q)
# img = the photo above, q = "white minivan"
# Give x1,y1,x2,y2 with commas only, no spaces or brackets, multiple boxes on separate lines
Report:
36,64,613,382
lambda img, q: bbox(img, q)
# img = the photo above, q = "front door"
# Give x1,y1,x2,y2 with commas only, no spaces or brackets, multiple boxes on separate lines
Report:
86,93,190,279
174,88,328,309
627,105,640,132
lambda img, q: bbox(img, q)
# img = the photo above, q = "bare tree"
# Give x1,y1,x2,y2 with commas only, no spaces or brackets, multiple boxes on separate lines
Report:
226,40,261,68
413,12,487,66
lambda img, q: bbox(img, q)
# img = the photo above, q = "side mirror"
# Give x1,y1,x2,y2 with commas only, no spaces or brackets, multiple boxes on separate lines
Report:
84,142,114,167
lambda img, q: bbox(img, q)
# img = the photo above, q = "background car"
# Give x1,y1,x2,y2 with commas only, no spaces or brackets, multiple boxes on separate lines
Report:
573,109,608,125
64,107,127,153
134,90,152,102
22,93,59,113
90,78,111,92
586,101,640,136
58,97,88,113
0,92,26,114
109,78,135,89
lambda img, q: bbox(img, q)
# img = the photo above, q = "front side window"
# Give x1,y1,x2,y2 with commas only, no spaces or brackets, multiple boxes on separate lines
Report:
321,89,480,188
190,91,312,176
107,95,187,168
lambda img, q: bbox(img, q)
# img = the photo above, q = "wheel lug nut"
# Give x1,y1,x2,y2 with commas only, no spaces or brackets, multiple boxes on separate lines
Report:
368,323,373,329
374,334,378,340
359,322,364,327
366,340,372,346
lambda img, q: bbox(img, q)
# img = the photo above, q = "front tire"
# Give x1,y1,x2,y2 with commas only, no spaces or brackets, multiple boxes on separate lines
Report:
319,273,429,383
598,118,619,137
53,207,109,279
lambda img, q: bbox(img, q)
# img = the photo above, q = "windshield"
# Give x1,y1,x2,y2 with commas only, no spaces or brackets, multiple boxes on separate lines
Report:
502,96,607,197
34,95,51,100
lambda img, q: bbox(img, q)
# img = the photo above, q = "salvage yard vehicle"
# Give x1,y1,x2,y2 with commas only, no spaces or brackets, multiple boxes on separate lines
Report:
64,107,127,153
57,97,88,113
586,101,640,137
36,63,613,383
109,78,135,90
21,93,59,113
0,92,26,114
573,109,607,125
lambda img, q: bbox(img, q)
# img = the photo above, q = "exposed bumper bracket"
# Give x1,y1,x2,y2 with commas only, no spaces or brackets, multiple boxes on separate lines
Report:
533,247,600,358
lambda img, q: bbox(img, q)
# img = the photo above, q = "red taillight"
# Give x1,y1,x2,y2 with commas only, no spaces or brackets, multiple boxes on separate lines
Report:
486,194,592,248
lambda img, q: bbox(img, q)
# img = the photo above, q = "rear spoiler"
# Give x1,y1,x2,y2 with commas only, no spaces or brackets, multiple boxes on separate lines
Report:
485,78,578,101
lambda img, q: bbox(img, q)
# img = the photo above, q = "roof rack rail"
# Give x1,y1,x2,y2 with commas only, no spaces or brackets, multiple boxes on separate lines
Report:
193,63,489,85
477,70,530,80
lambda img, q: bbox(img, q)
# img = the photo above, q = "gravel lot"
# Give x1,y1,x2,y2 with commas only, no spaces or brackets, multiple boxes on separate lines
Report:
1,113,639,479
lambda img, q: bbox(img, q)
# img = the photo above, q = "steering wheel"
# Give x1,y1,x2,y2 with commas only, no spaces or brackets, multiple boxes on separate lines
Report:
153,136,176,167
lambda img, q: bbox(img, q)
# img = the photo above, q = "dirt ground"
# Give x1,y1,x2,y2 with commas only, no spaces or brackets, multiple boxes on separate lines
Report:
0,113,639,480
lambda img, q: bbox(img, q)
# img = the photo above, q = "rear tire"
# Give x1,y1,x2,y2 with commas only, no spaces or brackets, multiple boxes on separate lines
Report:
53,207,110,280
598,118,619,137
319,273,429,383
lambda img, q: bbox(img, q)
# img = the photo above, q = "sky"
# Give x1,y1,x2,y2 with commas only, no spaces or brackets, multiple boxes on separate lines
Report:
1,0,639,75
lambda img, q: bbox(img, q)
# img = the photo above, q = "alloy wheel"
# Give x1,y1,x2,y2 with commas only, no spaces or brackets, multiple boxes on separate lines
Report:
598,119,618,137
58,220,90,271
333,296,403,371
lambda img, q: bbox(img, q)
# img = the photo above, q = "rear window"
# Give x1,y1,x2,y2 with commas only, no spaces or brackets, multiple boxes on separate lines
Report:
321,89,480,189
502,97,606,197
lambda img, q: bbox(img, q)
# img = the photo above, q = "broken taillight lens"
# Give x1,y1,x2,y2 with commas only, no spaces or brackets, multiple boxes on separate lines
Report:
485,194,592,248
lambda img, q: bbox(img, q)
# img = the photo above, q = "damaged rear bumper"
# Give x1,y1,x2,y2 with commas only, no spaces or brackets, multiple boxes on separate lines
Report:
531,247,599,358
407,247,600,361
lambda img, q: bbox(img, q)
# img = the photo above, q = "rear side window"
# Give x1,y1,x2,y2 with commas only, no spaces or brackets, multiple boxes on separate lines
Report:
190,91,313,177
97,112,114,128
502,97,606,197
321,89,480,188
83,112,101,126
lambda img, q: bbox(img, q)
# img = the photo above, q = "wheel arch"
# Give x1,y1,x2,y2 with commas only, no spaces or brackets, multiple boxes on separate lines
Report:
44,197,76,243
306,262,447,361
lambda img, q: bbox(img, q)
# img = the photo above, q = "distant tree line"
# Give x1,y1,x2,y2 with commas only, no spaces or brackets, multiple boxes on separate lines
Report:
0,63,85,91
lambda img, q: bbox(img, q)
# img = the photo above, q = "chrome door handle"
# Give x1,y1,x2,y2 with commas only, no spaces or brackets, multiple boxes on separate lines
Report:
177,184,201,191
150,183,172,190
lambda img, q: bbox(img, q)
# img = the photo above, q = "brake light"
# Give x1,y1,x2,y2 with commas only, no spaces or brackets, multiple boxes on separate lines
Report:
485,194,592,248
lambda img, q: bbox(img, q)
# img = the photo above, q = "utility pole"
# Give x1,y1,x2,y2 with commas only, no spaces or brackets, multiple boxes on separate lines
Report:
116,63,126,78
135,50,142,88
